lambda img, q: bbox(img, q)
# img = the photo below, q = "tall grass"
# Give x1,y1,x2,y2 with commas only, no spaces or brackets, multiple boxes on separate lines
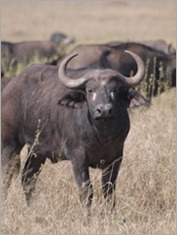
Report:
1,88,175,234
135,58,170,102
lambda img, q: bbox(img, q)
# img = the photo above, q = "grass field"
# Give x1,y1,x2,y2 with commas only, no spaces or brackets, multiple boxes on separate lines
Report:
1,0,176,234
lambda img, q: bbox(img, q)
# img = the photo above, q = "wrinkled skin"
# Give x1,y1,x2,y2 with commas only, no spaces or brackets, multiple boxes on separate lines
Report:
2,52,147,215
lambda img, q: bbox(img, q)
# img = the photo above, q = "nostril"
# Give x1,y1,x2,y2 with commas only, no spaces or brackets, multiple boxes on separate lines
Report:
95,104,104,116
96,106,103,113
96,109,101,114
96,108,102,114
95,104,113,118
108,108,112,114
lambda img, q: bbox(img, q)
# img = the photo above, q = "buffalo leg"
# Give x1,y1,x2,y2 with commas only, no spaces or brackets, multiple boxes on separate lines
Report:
2,141,22,200
21,152,46,205
72,158,93,215
102,158,122,213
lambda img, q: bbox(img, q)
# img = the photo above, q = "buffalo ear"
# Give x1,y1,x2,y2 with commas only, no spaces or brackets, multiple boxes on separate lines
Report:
121,89,150,108
58,91,85,108
128,90,150,108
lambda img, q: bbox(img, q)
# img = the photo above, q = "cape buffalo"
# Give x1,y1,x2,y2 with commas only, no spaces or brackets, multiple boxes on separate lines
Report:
2,51,147,214
61,41,176,97
1,32,75,77
50,32,75,48
107,39,176,54
1,40,58,77
1,77,12,91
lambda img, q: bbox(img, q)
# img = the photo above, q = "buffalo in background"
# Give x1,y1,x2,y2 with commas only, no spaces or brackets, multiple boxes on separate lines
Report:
1,38,175,98
59,39,176,99
108,39,176,54
1,32,75,77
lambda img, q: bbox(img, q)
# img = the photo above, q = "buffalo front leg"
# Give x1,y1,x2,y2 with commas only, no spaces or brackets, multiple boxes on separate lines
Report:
102,157,122,213
72,157,93,216
21,152,46,205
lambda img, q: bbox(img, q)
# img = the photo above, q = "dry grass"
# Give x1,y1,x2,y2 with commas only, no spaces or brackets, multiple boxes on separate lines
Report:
1,1,176,234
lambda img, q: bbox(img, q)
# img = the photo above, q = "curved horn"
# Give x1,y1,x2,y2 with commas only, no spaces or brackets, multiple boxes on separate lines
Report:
58,53,89,89
117,50,145,87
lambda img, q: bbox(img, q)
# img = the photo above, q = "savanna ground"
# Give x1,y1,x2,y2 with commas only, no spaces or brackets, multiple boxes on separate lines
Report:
1,0,176,234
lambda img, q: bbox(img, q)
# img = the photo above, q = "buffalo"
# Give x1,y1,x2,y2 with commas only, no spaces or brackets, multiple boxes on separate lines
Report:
60,40,176,98
2,51,147,215
50,32,75,49
107,39,176,54
1,77,12,91
1,32,75,77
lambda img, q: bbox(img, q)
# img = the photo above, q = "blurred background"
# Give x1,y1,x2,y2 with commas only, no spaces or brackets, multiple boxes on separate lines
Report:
1,1,175,44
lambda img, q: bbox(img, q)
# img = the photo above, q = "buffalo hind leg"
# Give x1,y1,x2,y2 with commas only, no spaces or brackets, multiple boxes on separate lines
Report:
2,142,22,200
21,152,46,205
102,157,122,213
72,157,93,216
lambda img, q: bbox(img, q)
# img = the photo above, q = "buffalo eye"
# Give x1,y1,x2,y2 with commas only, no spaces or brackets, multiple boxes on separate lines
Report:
86,88,96,94
109,88,117,100
110,91,115,100
86,87,97,101
88,89,94,94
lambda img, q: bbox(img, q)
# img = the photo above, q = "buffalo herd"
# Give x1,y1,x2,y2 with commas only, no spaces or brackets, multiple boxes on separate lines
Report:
2,37,176,96
59,40,176,98
1,34,176,215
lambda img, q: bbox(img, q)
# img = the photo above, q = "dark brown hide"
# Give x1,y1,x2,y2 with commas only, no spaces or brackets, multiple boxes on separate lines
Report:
2,52,147,214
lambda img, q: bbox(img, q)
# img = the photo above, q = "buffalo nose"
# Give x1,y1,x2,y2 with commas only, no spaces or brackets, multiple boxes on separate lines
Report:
95,104,113,118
